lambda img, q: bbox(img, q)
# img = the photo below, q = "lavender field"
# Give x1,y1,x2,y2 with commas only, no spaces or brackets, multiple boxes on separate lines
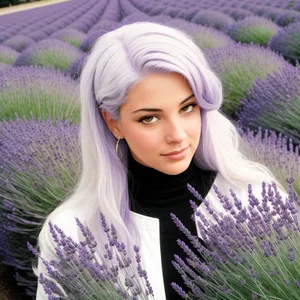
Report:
0,0,300,299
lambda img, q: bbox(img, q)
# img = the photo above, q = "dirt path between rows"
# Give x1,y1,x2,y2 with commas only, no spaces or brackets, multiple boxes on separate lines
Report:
0,0,69,16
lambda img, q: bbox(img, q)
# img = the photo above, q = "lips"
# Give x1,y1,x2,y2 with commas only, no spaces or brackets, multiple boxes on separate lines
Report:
162,146,189,156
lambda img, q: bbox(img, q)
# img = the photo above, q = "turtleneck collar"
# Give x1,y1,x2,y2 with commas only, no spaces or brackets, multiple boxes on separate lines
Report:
127,150,212,211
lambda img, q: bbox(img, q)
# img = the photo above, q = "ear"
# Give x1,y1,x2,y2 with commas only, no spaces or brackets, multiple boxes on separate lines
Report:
101,109,123,139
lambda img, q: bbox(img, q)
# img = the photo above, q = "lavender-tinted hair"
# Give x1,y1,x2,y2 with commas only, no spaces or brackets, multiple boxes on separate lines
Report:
34,21,285,297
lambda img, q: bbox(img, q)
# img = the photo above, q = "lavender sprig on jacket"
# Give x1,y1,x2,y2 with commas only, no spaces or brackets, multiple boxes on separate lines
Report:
171,178,299,299
28,212,155,299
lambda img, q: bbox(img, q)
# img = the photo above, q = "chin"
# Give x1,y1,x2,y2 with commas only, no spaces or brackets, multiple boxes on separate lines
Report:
160,158,191,175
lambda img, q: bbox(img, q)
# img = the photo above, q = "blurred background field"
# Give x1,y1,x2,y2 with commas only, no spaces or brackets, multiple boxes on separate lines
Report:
0,0,299,299
0,0,68,10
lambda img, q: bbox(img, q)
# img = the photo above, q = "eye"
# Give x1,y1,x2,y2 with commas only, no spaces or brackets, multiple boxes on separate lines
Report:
181,103,195,113
138,102,198,125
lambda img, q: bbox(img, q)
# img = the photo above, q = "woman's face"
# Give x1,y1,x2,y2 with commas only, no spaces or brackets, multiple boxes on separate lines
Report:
102,72,201,175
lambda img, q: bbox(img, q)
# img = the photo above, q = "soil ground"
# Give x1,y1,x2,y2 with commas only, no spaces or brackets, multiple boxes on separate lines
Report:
0,0,69,16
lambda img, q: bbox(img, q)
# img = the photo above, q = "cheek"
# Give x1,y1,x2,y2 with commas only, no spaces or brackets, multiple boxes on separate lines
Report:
187,114,201,137
125,126,159,150
195,118,202,136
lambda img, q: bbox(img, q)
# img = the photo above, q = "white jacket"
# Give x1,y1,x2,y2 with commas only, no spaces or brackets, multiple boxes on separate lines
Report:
35,172,288,299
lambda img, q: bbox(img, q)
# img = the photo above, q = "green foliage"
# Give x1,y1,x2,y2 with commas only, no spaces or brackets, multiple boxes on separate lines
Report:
220,63,273,116
0,85,80,124
0,118,81,296
230,27,277,46
33,50,75,71
0,66,81,124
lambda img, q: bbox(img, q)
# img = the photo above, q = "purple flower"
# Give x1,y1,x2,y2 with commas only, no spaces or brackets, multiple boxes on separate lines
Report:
245,5,284,21
66,51,88,80
0,65,80,123
220,7,255,21
239,127,300,197
228,16,280,46
0,117,80,295
288,247,296,261
172,8,198,21
26,30,49,42
204,42,289,116
134,245,154,296
69,21,91,34
171,20,234,49
119,0,141,15
2,35,35,52
80,20,120,52
0,45,19,65
0,30,15,43
275,10,300,26
0,61,12,72
171,282,188,298
37,24,63,36
238,64,300,145
121,12,153,24
191,9,235,32
51,28,86,48
172,177,300,298
264,7,286,21
294,3,300,11
14,38,82,71
162,7,182,18
269,21,300,63
27,213,154,299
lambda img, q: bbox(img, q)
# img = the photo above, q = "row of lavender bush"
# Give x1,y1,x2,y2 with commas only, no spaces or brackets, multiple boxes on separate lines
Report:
1,0,300,52
0,0,299,298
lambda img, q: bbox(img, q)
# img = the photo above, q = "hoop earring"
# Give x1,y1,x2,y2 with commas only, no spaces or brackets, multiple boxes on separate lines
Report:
115,137,121,160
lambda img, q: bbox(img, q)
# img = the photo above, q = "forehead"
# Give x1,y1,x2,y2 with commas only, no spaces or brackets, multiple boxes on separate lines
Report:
124,72,192,106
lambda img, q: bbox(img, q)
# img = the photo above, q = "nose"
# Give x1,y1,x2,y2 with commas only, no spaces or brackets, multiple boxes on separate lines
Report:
165,119,187,144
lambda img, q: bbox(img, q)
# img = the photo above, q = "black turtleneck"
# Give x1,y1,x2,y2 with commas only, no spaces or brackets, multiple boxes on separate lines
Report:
127,151,217,300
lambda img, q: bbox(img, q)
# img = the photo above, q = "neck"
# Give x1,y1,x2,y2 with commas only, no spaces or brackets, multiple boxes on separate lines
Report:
127,151,203,209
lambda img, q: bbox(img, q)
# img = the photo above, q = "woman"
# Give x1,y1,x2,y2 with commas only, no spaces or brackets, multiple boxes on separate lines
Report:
34,21,287,299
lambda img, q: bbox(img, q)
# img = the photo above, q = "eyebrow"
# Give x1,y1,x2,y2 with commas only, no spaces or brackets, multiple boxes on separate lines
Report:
132,93,195,114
